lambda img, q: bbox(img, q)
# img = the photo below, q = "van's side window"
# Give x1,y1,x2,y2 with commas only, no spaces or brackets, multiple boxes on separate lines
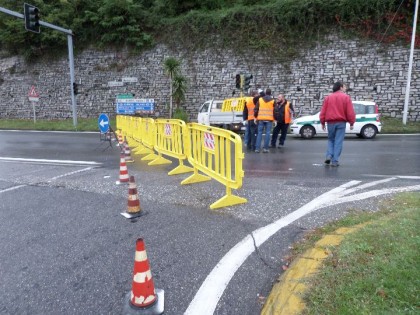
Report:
200,103,210,113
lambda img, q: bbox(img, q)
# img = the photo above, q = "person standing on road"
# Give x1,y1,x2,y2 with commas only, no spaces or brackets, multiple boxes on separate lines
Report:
270,94,294,148
254,88,276,153
320,81,355,167
243,90,259,151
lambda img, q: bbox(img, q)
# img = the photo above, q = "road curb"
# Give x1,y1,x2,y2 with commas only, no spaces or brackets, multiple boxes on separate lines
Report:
261,223,369,315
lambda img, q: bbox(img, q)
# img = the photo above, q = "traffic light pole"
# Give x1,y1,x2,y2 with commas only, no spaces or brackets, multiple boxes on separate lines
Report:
0,6,78,127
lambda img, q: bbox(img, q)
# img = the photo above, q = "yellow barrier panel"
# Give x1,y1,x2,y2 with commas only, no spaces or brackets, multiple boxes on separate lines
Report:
150,119,194,175
221,97,250,112
130,117,146,153
138,118,158,161
181,123,247,209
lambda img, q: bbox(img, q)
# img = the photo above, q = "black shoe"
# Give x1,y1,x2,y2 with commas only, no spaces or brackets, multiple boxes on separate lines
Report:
324,157,331,165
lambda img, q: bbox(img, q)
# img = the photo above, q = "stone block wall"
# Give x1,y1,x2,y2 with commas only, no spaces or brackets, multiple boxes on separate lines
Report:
0,36,418,121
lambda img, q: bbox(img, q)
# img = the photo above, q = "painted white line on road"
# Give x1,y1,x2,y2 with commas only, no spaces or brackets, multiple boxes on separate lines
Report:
0,157,101,166
47,167,94,182
327,184,420,206
0,185,27,194
340,177,397,196
184,181,360,315
366,174,420,180
185,179,420,314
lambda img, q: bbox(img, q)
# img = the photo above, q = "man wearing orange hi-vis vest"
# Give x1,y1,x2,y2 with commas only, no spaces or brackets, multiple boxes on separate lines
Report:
271,94,295,148
254,88,276,153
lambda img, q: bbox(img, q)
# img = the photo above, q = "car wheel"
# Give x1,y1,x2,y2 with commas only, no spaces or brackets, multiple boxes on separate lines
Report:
300,125,315,139
361,125,377,139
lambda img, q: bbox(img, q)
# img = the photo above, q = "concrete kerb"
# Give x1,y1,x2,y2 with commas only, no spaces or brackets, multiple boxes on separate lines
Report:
261,223,370,315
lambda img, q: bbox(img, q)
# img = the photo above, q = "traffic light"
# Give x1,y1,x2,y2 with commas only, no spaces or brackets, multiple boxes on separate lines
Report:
24,3,40,33
235,74,241,89
244,74,253,90
73,82,78,95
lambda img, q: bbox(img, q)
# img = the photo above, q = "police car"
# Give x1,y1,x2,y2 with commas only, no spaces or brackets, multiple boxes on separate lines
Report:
290,101,382,139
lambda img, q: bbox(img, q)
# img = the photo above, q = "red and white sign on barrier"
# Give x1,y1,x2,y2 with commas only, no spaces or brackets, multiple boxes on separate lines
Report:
28,86,39,102
204,132,215,151
164,124,172,136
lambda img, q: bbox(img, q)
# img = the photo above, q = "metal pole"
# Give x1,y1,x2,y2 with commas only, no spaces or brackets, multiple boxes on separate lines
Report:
68,34,77,127
403,0,419,125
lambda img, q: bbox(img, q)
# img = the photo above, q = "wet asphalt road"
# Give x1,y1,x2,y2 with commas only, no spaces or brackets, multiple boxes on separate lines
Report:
0,131,419,315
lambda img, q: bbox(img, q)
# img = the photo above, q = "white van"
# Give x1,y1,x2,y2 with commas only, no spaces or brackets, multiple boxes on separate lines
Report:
290,101,382,139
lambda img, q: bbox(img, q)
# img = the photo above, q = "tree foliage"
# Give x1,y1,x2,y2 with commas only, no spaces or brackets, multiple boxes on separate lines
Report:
0,0,417,61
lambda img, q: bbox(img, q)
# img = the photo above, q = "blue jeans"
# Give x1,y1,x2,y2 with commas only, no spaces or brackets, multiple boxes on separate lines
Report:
244,123,249,145
326,122,346,163
255,120,273,150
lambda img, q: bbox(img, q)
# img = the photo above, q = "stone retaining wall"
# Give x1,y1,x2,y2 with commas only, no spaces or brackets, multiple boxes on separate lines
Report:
0,36,418,121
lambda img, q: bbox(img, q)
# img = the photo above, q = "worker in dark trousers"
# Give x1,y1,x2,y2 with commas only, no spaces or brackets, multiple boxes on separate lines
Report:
271,94,294,148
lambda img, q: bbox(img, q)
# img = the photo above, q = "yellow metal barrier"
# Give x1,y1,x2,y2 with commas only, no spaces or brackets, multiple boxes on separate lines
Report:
181,123,247,209
150,119,194,175
221,97,250,112
136,118,158,161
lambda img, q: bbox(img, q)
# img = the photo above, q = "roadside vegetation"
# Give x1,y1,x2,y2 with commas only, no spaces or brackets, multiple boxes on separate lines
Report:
0,0,417,62
294,192,420,314
0,116,419,133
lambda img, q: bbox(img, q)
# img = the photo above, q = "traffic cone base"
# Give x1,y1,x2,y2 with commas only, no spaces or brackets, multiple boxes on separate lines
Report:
123,289,164,315
120,210,148,219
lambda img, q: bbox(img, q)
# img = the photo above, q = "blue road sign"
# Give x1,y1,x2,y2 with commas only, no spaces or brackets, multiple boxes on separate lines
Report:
116,98,155,114
98,113,110,133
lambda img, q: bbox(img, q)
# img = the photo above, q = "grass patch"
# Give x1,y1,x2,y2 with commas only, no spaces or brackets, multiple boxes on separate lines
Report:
0,118,117,132
381,116,420,134
301,192,420,314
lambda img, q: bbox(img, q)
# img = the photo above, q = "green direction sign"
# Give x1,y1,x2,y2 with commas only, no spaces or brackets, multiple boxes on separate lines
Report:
116,93,134,99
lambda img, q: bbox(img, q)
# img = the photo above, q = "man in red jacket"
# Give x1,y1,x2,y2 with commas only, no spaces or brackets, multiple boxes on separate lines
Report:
320,82,356,167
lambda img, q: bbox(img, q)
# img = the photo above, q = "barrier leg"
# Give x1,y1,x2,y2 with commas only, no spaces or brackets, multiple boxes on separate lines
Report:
210,186,247,209
148,153,172,166
168,160,194,176
181,169,211,185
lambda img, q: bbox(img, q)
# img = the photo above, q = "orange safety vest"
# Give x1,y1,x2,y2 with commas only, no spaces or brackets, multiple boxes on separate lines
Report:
257,98,275,121
284,102,291,123
246,97,255,120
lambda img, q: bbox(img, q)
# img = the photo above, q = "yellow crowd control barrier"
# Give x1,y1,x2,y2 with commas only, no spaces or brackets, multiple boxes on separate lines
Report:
150,119,194,175
221,97,250,112
181,123,247,209
135,118,158,161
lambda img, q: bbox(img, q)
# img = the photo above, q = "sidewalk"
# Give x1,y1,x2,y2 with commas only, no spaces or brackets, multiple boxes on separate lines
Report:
261,223,368,315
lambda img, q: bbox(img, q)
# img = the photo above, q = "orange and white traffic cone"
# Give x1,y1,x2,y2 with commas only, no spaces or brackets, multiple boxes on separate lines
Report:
123,239,164,315
116,152,129,184
124,137,134,163
120,176,145,219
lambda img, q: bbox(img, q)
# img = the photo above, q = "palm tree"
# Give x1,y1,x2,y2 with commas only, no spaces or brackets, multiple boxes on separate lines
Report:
172,74,187,109
163,57,180,118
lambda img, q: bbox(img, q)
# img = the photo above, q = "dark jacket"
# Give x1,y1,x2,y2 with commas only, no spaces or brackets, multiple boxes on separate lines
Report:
274,100,294,123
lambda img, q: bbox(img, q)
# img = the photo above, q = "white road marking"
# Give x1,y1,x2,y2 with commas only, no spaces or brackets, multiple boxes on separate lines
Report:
0,157,101,166
0,185,27,194
47,167,93,182
0,167,95,193
185,179,420,315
